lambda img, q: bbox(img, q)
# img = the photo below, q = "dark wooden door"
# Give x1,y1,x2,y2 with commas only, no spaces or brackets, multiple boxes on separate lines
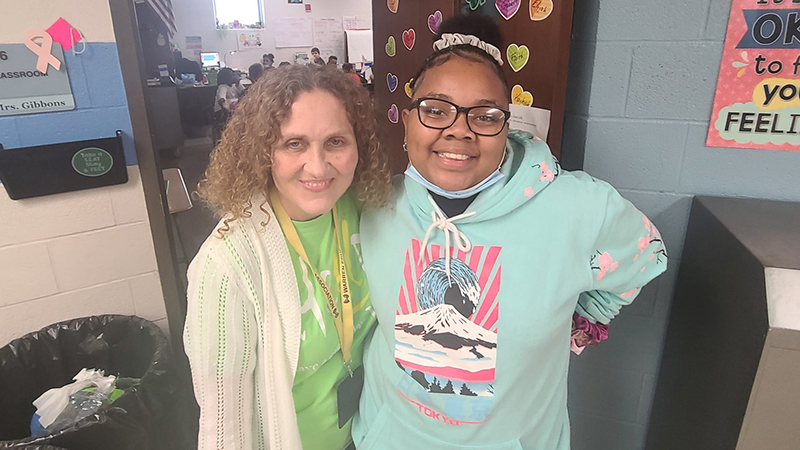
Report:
371,0,574,174
497,0,575,162
371,0,461,174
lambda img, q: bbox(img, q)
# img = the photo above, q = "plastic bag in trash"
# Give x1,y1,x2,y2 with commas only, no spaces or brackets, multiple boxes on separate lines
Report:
0,315,180,450
30,369,117,437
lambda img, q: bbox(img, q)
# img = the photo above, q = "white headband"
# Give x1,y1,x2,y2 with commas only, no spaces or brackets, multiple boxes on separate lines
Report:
432,33,504,66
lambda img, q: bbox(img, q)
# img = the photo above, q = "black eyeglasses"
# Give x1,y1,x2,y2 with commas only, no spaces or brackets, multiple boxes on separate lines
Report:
411,98,511,137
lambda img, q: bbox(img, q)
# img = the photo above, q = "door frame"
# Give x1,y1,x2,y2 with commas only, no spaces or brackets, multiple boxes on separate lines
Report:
108,0,188,364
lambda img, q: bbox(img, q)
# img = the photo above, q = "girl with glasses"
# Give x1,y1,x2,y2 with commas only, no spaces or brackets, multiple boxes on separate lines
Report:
352,14,667,449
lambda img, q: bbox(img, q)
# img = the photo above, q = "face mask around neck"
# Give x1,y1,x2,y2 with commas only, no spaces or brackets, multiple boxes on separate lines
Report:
404,163,505,199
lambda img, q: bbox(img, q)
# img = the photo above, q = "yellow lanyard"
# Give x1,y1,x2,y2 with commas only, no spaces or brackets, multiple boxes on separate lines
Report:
270,191,354,370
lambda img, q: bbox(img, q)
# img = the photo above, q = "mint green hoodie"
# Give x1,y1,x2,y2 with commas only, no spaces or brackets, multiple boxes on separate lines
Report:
353,131,667,449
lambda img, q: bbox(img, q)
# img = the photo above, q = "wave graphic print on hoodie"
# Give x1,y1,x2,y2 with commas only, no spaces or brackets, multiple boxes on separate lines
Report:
395,239,502,397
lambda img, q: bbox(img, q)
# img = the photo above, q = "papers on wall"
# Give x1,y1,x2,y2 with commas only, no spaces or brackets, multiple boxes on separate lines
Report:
237,30,265,50
508,104,551,141
343,16,370,30
272,17,314,48
343,16,358,30
344,29,373,64
185,36,202,59
313,17,345,62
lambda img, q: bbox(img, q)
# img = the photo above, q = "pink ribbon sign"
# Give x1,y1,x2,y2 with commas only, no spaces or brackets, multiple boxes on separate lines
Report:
24,29,62,73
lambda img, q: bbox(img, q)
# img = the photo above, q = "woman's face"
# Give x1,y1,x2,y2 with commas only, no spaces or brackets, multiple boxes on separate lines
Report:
271,90,358,221
402,56,509,192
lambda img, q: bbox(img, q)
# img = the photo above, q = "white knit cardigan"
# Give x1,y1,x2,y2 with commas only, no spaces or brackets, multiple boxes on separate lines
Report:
183,198,303,449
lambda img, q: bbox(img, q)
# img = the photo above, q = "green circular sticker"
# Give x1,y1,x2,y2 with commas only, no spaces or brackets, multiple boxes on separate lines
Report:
72,147,114,177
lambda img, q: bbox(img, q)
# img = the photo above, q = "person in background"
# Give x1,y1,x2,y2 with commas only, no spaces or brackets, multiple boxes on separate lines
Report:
186,64,392,450
248,62,264,84
262,53,275,70
212,67,242,144
279,61,291,67
352,14,667,450
342,63,361,84
362,62,374,85
327,55,338,67
311,47,325,65
173,50,202,83
362,62,374,95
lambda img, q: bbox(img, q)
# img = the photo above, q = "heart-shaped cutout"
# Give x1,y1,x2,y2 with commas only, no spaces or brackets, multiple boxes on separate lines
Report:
387,0,398,13
511,84,533,106
402,29,415,51
506,43,529,72
428,10,442,34
465,0,486,10
388,104,399,123
404,79,413,98
530,0,554,21
385,36,396,57
387,73,398,92
496,0,521,20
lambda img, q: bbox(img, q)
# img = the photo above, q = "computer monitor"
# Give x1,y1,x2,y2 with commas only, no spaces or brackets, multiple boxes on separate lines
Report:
200,52,220,68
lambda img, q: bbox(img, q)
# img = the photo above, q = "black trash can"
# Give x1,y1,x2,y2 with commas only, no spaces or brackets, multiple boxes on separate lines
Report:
0,315,177,450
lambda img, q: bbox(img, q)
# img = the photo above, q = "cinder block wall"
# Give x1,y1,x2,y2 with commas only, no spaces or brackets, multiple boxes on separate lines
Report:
563,1,800,449
0,0,167,346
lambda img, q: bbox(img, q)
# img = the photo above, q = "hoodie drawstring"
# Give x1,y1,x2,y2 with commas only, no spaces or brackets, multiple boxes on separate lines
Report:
418,196,476,281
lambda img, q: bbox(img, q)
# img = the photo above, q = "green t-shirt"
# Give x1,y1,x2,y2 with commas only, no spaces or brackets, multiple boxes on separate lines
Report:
285,194,375,450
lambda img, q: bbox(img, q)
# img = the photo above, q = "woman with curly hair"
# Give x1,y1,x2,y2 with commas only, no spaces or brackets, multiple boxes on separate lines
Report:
184,64,392,450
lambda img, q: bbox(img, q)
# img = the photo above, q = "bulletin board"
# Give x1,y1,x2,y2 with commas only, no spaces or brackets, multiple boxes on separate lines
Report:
372,0,575,173
272,17,314,48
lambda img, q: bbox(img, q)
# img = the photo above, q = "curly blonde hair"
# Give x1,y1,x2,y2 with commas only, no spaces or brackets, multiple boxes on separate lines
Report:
198,64,392,228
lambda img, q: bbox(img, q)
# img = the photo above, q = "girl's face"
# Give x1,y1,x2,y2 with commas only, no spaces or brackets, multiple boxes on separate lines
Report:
271,90,358,221
402,56,509,192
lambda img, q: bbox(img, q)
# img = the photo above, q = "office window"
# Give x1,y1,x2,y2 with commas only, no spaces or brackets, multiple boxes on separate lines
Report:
213,0,263,29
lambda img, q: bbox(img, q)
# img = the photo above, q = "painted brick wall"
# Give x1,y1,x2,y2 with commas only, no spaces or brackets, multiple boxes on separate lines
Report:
0,1,167,346
563,1,800,448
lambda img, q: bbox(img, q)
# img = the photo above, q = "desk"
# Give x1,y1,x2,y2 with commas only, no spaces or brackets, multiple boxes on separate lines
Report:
146,86,183,151
177,85,216,136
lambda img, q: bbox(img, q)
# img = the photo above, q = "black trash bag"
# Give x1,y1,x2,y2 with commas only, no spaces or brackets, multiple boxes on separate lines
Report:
0,315,177,450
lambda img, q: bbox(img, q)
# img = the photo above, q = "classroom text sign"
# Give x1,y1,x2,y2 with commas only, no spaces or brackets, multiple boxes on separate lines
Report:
0,44,75,117
707,0,800,151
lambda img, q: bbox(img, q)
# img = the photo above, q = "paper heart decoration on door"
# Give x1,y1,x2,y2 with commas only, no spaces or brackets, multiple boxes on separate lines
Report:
511,84,533,107
402,29,415,50
385,36,396,57
496,0,521,20
506,43,529,72
530,0,554,21
388,104,399,123
387,0,399,13
404,79,413,98
428,10,442,34
387,73,398,92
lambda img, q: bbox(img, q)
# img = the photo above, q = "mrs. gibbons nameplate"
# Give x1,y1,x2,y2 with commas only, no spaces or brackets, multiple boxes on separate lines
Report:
0,43,75,117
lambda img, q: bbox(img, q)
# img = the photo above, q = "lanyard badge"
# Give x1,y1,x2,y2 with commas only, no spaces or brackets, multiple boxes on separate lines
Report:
270,191,355,371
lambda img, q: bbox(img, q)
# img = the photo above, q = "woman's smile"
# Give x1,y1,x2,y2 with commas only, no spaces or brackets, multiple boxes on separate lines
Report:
300,178,334,192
